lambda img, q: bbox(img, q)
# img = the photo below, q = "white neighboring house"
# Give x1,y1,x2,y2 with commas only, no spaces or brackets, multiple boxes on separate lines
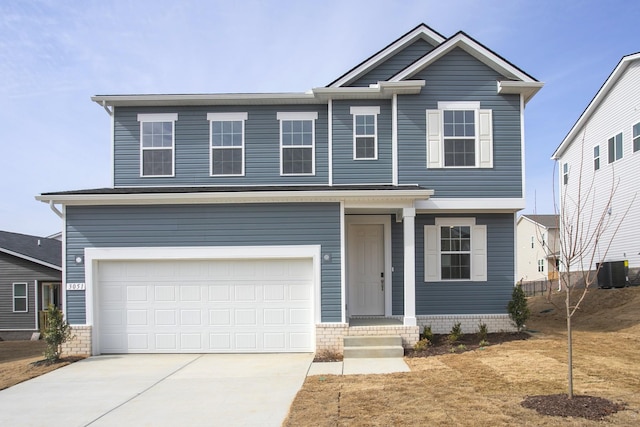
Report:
552,52,640,272
516,214,559,282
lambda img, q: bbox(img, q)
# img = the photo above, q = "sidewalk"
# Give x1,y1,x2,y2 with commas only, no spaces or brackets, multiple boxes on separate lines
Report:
307,358,410,376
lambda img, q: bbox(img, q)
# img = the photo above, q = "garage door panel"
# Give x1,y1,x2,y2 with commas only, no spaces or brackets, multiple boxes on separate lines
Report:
98,258,314,353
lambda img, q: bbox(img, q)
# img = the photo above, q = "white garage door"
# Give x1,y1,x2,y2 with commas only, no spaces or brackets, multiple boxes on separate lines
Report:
97,258,314,353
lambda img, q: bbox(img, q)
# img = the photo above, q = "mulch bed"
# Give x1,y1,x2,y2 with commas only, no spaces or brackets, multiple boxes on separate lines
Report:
30,356,85,367
405,332,531,357
522,394,626,420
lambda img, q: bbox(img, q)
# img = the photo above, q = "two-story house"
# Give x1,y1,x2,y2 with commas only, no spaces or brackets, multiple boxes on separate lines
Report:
552,52,640,281
516,214,560,284
37,24,542,356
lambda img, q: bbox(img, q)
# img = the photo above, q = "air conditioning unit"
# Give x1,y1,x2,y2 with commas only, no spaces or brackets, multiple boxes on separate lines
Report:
596,260,629,288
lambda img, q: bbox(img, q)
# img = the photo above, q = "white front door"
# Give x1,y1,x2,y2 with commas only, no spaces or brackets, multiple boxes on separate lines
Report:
348,224,385,316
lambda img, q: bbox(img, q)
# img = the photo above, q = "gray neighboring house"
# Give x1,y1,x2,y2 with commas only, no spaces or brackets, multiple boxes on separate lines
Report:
0,231,62,340
37,24,542,356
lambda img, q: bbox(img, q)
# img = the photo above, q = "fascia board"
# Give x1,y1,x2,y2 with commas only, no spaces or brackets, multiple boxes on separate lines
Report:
92,93,320,107
328,25,445,88
36,189,435,206
312,80,425,100
0,247,62,271
497,81,544,104
518,215,549,230
390,33,537,84
551,53,640,160
416,197,525,212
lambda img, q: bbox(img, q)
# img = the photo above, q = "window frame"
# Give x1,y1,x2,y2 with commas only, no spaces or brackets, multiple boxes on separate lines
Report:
207,112,248,177
350,106,380,160
137,113,178,178
424,217,487,282
593,145,600,171
633,122,640,153
563,163,569,185
277,112,317,176
426,101,493,169
607,132,623,164
12,283,28,313
538,259,544,273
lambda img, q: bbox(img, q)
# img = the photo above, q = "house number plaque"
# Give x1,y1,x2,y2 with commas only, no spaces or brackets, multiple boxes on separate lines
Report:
66,283,86,291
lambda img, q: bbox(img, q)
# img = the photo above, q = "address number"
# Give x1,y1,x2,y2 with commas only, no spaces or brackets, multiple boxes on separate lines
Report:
66,283,86,291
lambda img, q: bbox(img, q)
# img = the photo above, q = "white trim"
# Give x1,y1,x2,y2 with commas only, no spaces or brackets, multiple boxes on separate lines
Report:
12,282,28,313
111,107,115,187
62,205,67,317
392,94,398,185
34,280,38,327
339,201,346,323
416,197,525,211
136,113,178,122
206,112,248,121
85,245,322,355
0,248,61,271
349,106,380,115
437,101,480,110
345,215,393,317
520,95,526,201
328,99,333,186
351,108,379,160
402,208,416,326
276,111,318,121
208,113,247,177
435,217,476,227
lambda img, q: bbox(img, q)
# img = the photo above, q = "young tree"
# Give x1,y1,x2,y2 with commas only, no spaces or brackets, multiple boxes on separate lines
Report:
553,133,633,399
43,304,73,363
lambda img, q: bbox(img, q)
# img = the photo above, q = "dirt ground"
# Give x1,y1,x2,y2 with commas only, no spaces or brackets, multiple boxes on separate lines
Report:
0,340,80,390
284,287,640,426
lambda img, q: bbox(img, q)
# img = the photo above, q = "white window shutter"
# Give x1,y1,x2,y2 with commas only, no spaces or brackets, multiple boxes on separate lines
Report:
424,225,439,281
426,110,443,168
472,225,487,281
478,109,493,168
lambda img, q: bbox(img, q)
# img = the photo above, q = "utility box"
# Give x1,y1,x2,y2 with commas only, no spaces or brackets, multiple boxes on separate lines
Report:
597,260,629,288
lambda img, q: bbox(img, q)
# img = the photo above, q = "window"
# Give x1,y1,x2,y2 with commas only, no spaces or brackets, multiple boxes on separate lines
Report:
277,112,317,175
563,163,569,185
426,102,492,169
634,123,640,153
593,145,600,171
531,236,534,249
424,218,487,282
538,259,544,272
208,113,247,176
13,283,27,312
350,106,380,160
138,113,177,177
608,132,623,163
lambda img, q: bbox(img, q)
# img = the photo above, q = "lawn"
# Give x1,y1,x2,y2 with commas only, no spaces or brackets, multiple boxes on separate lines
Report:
284,287,640,426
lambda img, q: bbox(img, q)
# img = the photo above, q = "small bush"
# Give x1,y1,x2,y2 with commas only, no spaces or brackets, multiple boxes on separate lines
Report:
479,339,490,347
447,322,463,344
421,325,434,343
507,284,530,331
477,321,488,342
43,304,73,363
413,339,431,351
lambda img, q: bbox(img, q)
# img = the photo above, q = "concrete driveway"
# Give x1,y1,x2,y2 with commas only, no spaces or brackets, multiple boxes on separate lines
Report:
0,353,313,427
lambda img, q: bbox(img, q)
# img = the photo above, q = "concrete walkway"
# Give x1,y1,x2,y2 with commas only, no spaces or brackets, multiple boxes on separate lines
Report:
307,357,410,376
0,353,313,427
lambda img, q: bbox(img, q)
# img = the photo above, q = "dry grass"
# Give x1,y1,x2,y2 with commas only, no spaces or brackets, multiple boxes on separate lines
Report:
284,287,640,426
0,340,80,390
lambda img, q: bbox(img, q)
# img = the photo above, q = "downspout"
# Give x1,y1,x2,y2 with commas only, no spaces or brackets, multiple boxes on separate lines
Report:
49,201,63,219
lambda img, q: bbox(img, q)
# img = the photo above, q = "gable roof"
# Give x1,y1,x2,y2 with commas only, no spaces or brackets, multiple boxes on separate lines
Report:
0,230,62,271
389,31,542,103
518,214,559,229
327,23,446,87
552,52,640,159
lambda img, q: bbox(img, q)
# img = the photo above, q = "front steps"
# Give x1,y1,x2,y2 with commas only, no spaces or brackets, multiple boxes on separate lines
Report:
343,335,404,358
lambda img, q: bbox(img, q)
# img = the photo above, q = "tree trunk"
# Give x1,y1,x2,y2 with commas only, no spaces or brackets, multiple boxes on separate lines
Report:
566,292,574,399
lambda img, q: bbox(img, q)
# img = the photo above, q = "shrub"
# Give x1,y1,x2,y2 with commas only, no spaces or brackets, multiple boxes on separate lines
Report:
413,339,431,351
479,339,490,348
447,322,463,344
43,304,73,363
507,284,530,331
477,321,488,342
421,325,434,343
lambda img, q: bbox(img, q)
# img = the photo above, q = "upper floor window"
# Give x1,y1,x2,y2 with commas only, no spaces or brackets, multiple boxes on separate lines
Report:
608,132,623,163
13,283,27,312
208,113,247,176
633,122,640,153
538,259,544,272
426,101,492,169
277,112,317,175
563,163,569,185
350,106,380,160
137,113,177,177
593,145,600,171
424,218,487,282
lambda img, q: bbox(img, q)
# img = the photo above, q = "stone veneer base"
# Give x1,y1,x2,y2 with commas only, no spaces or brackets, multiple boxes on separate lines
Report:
417,314,516,334
61,325,92,356
315,323,420,355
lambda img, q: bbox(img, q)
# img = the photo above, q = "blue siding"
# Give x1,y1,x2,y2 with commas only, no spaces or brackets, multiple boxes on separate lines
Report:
348,39,435,87
392,213,515,315
65,203,341,324
397,47,522,197
114,105,329,187
332,100,393,184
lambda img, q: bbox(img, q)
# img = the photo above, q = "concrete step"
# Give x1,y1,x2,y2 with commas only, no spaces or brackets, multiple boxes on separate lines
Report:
343,335,402,348
343,345,405,358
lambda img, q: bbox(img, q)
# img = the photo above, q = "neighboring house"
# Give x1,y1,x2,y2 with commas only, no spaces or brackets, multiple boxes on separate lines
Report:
37,24,542,356
0,231,62,340
552,52,640,275
516,214,560,282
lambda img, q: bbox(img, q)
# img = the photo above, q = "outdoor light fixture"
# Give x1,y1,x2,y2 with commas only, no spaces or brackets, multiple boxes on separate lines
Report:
75,256,83,264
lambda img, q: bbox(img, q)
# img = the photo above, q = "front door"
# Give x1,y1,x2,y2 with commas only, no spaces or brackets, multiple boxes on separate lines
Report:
348,224,385,316
42,282,61,310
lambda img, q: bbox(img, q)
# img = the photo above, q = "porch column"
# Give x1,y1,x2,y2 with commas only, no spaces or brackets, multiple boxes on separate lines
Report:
403,207,417,326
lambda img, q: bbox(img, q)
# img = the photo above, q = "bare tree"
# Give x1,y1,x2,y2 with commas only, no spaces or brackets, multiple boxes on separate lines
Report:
552,131,633,399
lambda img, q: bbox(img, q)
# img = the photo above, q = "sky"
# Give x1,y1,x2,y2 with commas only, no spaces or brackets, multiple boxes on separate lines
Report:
1,0,639,237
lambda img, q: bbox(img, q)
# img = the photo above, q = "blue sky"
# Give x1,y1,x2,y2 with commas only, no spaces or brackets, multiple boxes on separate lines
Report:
1,0,639,237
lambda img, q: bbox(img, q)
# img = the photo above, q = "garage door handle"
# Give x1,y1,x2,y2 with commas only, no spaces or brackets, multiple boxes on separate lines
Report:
381,272,384,291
